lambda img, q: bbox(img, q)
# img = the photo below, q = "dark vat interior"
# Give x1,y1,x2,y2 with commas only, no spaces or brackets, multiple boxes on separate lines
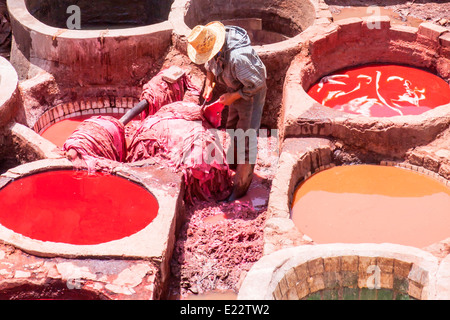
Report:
25,0,174,29
0,282,108,300
184,0,316,45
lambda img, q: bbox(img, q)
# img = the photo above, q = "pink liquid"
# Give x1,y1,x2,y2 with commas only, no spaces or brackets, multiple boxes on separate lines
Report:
307,64,450,117
0,170,159,245
291,165,450,248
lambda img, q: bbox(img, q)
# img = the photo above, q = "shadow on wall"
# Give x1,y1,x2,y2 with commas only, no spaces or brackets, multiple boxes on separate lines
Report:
324,0,448,5
0,0,11,59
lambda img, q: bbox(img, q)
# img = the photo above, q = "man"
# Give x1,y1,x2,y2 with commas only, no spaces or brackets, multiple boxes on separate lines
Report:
187,21,267,201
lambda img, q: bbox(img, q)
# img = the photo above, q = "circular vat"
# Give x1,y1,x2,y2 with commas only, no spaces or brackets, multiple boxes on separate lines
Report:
0,169,159,245
238,244,440,300
179,0,317,45
25,0,173,30
291,164,450,248
280,18,450,156
33,96,139,147
170,0,332,129
307,63,450,117
7,0,174,86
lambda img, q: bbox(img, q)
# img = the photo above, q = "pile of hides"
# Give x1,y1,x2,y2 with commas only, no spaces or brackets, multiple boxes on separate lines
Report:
127,101,231,202
62,116,126,173
140,66,200,119
63,102,231,202
62,67,230,201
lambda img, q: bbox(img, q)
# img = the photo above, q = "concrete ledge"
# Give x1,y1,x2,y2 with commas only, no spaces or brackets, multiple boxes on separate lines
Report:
0,56,21,127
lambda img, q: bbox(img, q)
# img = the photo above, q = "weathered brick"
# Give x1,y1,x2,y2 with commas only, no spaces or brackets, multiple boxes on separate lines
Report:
394,260,412,278
408,265,428,285
296,280,309,299
408,281,423,300
285,268,298,288
307,275,325,293
393,275,409,294
341,255,358,272
389,25,418,43
359,256,376,273
418,22,448,42
294,263,308,280
377,257,394,274
341,271,358,287
323,272,340,289
440,32,450,48
380,273,394,289
286,287,299,300
308,258,324,276
278,277,289,297
324,257,340,272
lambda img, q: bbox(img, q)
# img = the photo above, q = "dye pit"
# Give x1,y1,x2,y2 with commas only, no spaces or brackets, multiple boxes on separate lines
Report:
25,0,174,30
291,165,450,248
0,170,159,245
0,0,450,302
40,114,125,147
307,64,450,117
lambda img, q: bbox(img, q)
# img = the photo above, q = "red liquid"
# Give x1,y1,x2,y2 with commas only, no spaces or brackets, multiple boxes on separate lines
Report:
291,165,450,248
41,114,123,147
0,170,159,245
307,64,450,117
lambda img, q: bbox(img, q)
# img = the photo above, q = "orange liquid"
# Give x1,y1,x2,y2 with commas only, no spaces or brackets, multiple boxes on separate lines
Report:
291,165,450,248
41,114,124,147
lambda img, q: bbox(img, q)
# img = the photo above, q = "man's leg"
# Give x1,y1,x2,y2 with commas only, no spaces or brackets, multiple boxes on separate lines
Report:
226,103,240,170
227,87,266,201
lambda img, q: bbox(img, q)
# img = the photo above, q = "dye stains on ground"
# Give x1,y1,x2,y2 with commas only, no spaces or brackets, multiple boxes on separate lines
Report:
0,170,158,245
291,165,450,248
307,64,450,117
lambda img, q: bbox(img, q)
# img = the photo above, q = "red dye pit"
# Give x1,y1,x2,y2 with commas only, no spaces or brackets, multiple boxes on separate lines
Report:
0,170,158,245
307,64,450,117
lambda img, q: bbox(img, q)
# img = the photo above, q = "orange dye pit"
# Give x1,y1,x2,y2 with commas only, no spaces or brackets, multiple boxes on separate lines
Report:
291,165,450,248
40,114,124,147
307,64,450,117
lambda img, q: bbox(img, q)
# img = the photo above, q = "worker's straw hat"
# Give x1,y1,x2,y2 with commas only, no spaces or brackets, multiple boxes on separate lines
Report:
187,21,226,65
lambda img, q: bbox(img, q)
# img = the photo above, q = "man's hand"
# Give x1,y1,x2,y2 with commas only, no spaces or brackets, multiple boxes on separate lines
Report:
219,92,241,106
203,84,215,102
